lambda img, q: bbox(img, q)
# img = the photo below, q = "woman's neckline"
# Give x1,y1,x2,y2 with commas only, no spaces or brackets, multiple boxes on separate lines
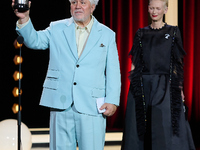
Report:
149,23,167,31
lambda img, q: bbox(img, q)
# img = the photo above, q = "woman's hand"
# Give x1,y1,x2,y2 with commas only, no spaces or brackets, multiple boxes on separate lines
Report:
181,89,185,101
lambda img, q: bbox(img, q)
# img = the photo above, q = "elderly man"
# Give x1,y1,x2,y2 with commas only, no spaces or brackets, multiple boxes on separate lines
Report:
12,0,121,149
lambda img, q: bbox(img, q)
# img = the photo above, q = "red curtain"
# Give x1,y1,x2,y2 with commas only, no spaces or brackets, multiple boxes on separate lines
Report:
183,0,200,148
100,0,200,148
101,0,200,133
101,0,149,130
183,0,200,121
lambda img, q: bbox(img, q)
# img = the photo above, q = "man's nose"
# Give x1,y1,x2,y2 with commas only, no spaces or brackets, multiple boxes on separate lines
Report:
75,2,81,8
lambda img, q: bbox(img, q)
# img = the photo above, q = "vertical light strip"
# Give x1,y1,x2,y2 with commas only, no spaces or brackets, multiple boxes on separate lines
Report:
165,0,178,26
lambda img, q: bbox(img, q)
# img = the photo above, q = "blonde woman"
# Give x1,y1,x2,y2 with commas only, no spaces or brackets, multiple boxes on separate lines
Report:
121,0,195,149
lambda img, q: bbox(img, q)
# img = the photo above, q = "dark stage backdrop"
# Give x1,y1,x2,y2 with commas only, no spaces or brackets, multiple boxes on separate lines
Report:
1,0,200,148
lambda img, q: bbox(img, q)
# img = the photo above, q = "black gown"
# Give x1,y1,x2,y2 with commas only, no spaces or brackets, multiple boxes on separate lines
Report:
121,24,195,150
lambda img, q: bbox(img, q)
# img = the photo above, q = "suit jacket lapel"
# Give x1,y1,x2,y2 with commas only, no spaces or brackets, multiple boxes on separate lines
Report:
79,18,102,62
63,17,79,60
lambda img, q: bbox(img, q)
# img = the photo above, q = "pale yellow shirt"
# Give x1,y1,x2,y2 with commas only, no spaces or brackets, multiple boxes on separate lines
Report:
75,16,94,58
16,19,30,29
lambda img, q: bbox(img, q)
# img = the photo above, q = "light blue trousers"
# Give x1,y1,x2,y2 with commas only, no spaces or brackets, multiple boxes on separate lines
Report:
49,105,106,150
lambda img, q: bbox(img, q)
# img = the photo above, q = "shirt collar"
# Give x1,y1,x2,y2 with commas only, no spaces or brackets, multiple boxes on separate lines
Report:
74,15,94,32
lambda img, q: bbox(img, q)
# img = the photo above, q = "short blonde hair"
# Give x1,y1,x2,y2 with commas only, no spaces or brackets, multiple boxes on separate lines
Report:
149,0,168,7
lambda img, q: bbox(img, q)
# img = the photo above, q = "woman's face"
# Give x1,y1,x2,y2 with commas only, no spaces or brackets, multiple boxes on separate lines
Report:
148,0,168,22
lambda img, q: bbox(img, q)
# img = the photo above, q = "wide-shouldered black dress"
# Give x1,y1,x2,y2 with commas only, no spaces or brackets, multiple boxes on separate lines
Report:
121,24,195,150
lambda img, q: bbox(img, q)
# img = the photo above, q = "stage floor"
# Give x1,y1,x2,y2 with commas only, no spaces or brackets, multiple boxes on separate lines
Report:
29,128,199,150
30,128,122,150
32,146,121,150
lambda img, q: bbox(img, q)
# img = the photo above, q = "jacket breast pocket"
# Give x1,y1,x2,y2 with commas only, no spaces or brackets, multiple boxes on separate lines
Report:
43,69,59,90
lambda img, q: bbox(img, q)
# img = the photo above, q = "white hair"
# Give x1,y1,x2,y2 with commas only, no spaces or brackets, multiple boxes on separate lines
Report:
69,0,99,5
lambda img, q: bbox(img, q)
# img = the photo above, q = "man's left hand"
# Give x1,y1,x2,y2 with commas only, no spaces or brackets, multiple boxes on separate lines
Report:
100,103,117,117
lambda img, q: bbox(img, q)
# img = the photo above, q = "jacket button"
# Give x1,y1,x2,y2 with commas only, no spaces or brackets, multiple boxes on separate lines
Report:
76,65,79,68
74,82,77,85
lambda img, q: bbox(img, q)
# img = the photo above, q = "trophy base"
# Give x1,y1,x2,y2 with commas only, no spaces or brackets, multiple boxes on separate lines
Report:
13,4,29,12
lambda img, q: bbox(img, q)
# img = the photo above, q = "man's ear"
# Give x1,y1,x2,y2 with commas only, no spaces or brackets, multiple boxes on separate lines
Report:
91,4,96,14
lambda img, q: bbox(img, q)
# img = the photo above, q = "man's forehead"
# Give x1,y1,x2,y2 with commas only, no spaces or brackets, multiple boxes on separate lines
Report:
70,0,92,6
71,0,89,2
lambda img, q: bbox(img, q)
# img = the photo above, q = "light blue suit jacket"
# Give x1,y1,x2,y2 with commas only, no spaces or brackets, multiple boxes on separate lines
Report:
16,17,121,116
